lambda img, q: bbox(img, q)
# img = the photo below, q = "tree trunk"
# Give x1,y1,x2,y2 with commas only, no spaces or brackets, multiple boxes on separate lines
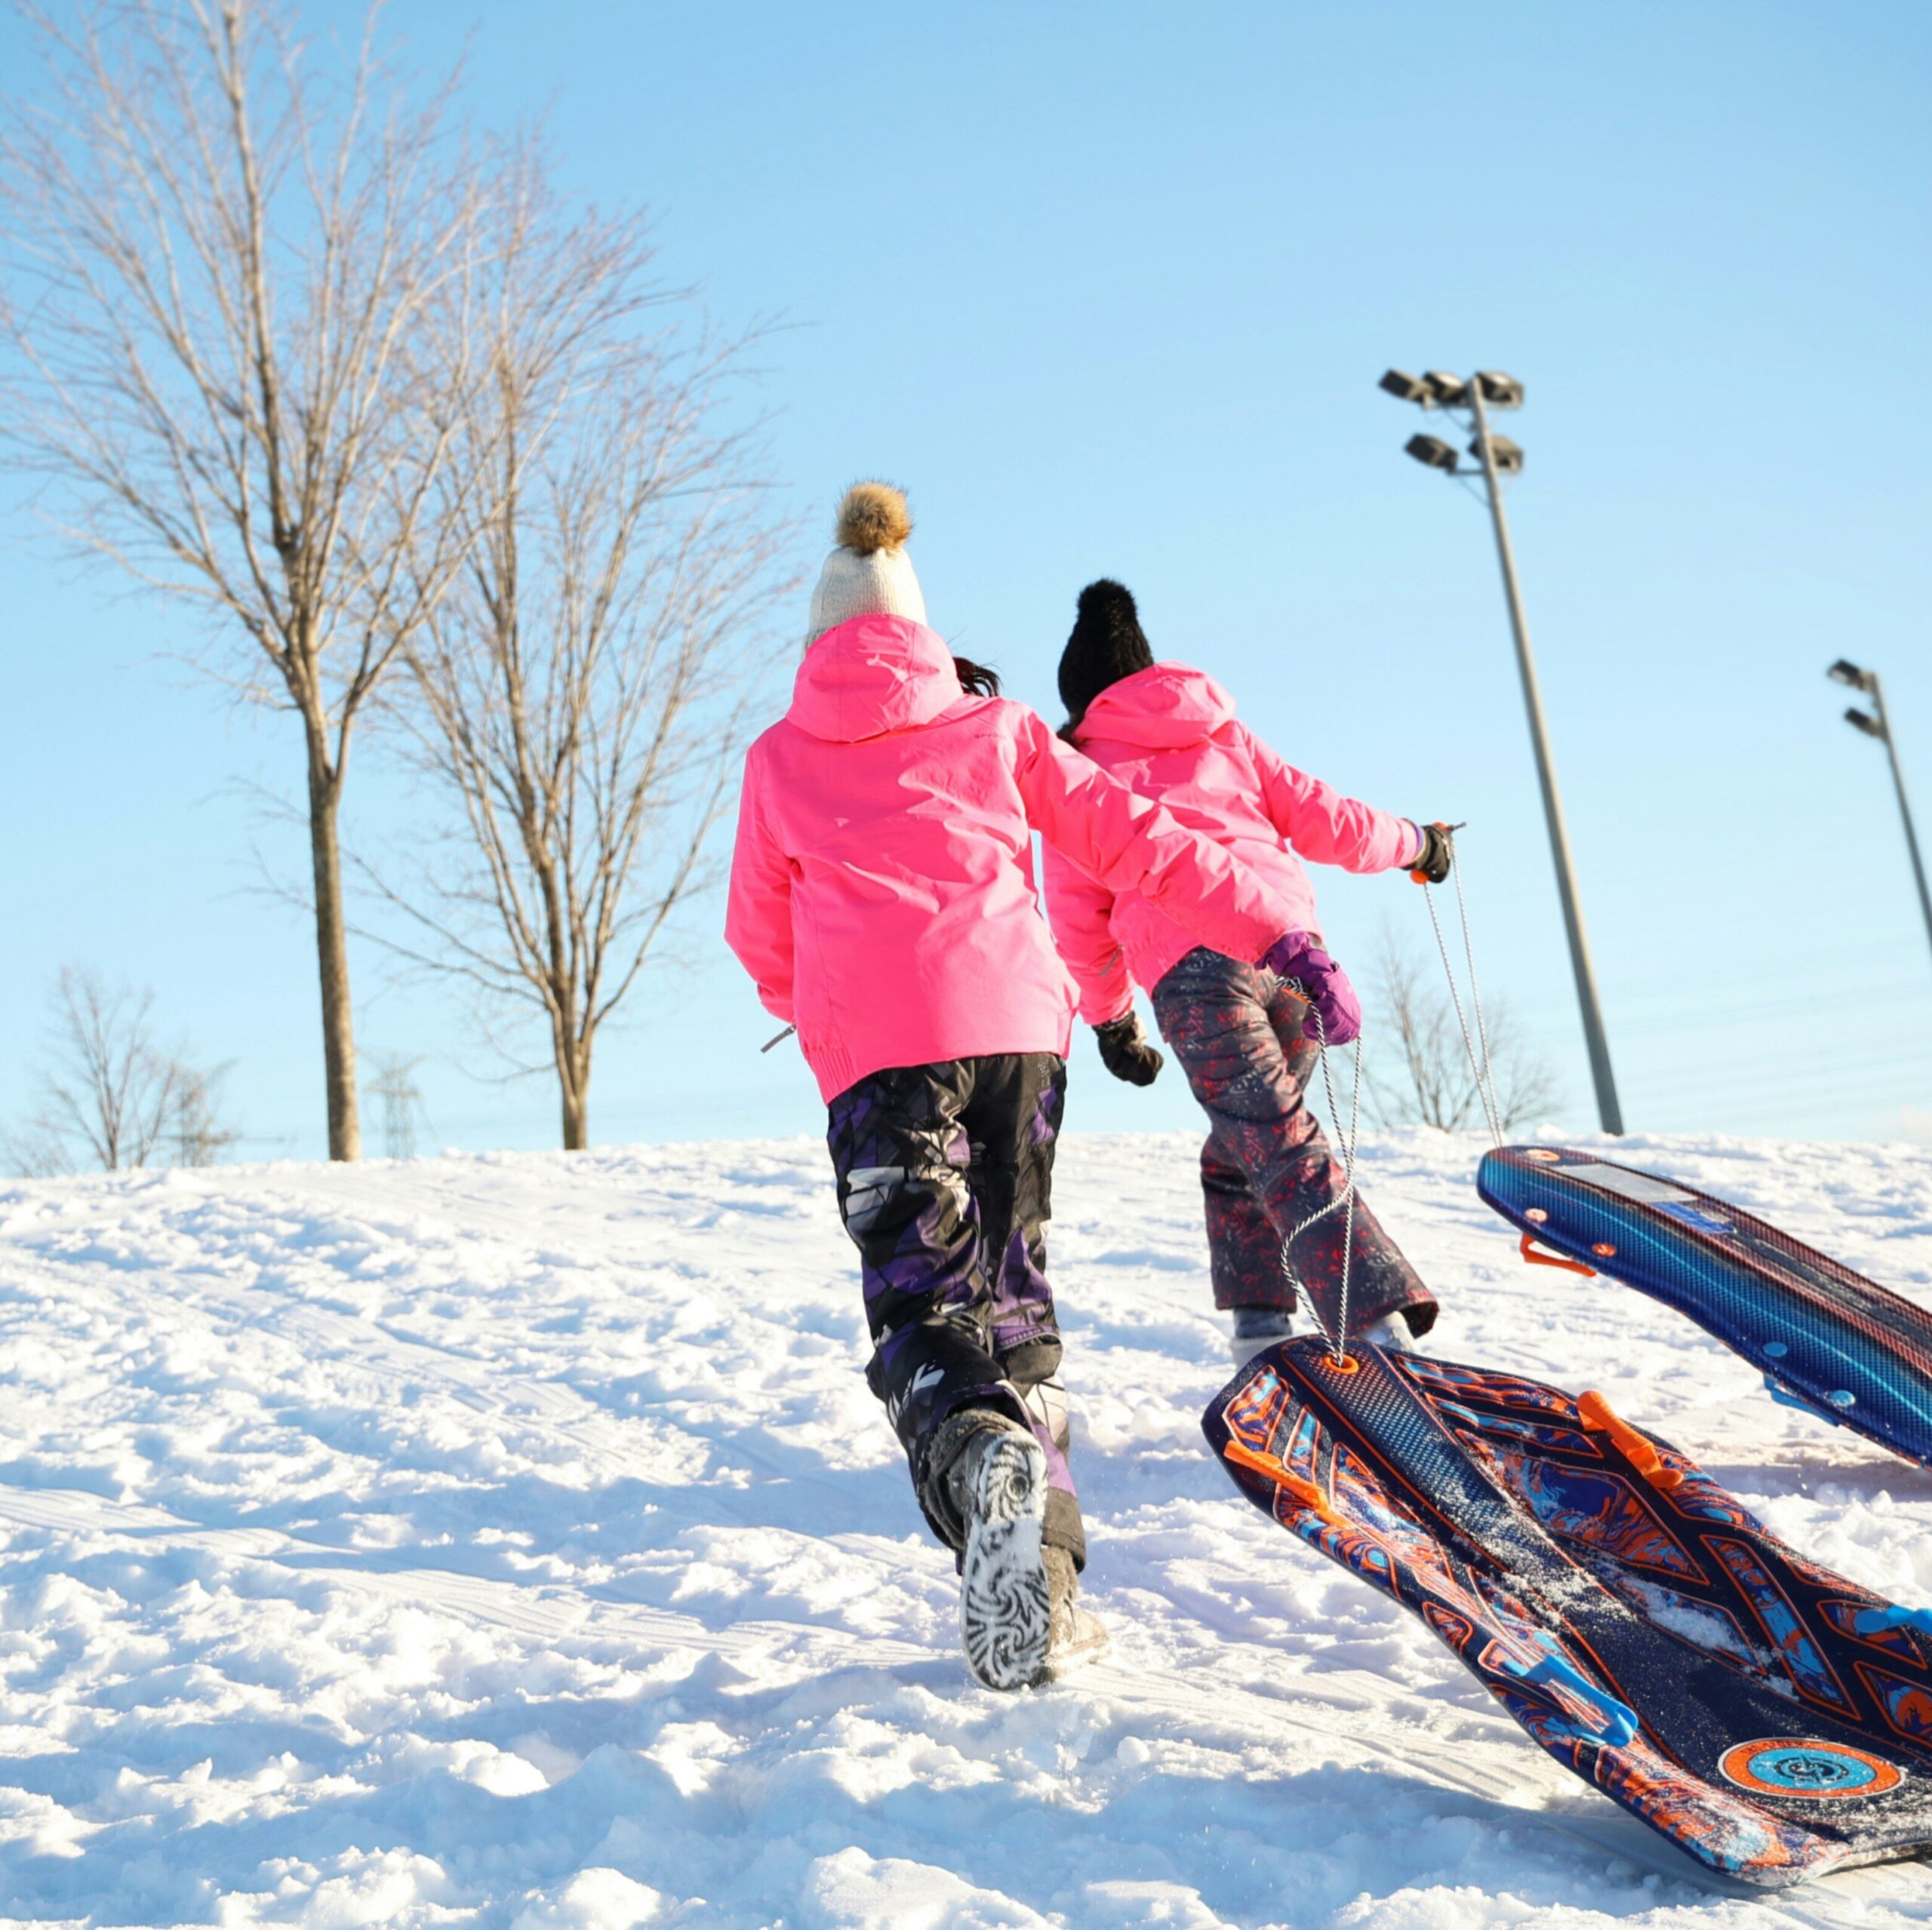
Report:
306,748,361,1162
558,1037,589,1151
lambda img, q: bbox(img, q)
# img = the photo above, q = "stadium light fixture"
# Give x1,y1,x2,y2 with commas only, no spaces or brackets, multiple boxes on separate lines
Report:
1826,661,1932,969
1475,435,1524,475
1379,364,1624,1135
1380,369,1433,405
1404,433,1462,472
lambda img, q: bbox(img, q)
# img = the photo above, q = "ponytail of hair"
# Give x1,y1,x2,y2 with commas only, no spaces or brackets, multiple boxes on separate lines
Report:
952,655,1001,697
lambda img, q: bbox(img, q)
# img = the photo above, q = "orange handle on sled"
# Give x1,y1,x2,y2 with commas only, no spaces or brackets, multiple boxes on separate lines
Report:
1221,1439,1344,1526
1577,1391,1686,1493
1519,1232,1597,1278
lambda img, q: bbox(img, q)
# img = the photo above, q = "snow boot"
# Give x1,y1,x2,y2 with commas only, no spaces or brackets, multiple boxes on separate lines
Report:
1229,1304,1313,1366
1043,1546,1109,1677
943,1413,1052,1690
1356,1309,1420,1353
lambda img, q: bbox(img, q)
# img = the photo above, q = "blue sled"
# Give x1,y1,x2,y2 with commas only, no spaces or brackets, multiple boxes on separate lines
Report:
1478,1146,1932,1470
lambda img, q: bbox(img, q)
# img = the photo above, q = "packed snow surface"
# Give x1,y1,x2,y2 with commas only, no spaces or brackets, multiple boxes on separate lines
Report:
2,1127,1930,1928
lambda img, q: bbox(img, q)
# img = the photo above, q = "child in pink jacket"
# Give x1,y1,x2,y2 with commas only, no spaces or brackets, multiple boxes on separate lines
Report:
725,488,1328,1692
1042,580,1454,1363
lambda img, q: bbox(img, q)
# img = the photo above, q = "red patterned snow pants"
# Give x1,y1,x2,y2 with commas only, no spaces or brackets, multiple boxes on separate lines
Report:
1149,947,1438,1340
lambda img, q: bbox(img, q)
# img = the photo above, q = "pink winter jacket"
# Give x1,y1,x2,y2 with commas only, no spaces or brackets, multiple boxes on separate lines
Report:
724,616,1297,1102
1042,662,1421,1024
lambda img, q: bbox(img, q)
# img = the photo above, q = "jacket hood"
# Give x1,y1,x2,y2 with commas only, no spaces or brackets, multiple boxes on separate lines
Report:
1072,662,1235,750
788,614,964,742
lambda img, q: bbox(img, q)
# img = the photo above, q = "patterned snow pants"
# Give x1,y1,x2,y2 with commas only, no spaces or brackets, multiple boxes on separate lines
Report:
826,1053,1084,1569
1150,947,1438,1340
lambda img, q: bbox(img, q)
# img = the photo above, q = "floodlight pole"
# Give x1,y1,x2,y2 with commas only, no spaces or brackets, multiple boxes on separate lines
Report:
1467,383,1626,1136
1864,674,1932,968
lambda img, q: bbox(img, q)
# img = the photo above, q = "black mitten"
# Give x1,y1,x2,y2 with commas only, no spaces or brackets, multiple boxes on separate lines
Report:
1094,1012,1164,1086
1410,822,1454,884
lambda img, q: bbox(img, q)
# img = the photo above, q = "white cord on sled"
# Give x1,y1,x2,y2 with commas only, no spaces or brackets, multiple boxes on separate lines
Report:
1278,833,1494,1360
1277,1001,1363,1363
1420,829,1506,1148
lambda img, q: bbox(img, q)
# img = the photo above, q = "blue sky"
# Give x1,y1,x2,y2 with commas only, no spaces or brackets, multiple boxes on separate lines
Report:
4,0,1930,1162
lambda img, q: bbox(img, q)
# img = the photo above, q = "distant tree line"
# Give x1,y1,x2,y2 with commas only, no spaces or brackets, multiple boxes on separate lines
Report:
5,967,241,1176
0,0,793,1166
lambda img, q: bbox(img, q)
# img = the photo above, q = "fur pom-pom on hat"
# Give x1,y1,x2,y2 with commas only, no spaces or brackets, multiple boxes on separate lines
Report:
835,481,912,555
1059,578,1154,731
806,480,927,646
1074,578,1141,634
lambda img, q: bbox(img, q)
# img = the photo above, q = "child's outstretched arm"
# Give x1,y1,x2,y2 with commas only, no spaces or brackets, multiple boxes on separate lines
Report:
1241,723,1423,874
1014,711,1289,975
723,752,796,1022
1039,841,1132,1026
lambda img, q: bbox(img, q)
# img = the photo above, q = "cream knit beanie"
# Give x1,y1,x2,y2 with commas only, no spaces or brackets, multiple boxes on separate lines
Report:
805,482,927,647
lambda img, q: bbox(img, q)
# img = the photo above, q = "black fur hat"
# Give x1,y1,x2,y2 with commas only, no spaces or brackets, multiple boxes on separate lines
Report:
1059,579,1153,733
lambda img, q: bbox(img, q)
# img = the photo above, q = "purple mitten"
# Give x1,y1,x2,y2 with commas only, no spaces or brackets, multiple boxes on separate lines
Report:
1259,933,1362,1045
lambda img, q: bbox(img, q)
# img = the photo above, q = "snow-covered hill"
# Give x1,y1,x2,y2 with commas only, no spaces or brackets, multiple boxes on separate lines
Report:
1,1129,1930,1929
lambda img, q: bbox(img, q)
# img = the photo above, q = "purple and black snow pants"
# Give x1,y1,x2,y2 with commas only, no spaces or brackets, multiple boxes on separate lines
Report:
826,1053,1084,1570
1150,947,1438,1340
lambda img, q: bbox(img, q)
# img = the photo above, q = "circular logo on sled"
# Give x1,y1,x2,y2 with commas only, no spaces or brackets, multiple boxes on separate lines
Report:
1718,1738,1903,1799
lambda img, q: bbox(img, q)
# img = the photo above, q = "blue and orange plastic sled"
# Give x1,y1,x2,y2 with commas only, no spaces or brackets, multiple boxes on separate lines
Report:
1204,1338,1932,1885
1477,1146,1932,1468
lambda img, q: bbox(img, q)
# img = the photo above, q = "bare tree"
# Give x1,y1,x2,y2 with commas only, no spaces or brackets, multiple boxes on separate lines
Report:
360,155,792,1150
1361,920,1563,1135
11,967,180,1172
3,966,242,1175
0,1,481,1160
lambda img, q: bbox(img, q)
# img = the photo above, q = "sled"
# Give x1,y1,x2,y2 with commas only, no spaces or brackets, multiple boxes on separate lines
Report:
1477,1145,1932,1468
1203,1337,1932,1885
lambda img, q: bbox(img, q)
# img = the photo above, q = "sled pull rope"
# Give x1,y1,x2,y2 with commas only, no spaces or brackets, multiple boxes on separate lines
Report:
1419,826,1506,1148
1277,1000,1363,1366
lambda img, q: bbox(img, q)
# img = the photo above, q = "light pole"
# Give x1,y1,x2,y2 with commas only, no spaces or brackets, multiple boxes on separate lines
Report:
1379,368,1625,1136
1829,659,1932,970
